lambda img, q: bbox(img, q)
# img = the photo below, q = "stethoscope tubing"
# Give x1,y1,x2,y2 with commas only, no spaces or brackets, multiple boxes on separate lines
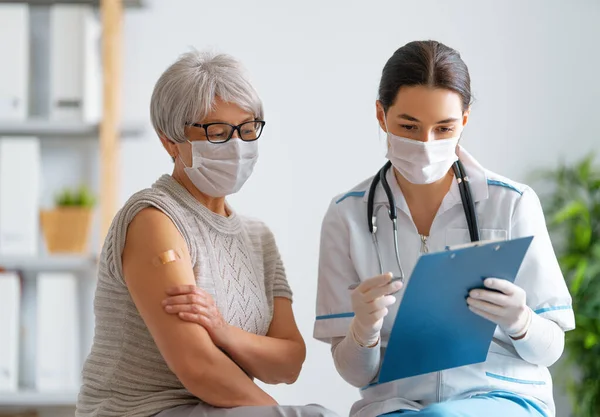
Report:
363,159,480,285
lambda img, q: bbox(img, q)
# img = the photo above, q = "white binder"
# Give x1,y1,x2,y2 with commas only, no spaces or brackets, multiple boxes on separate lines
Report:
0,271,21,392
49,4,101,123
0,4,29,120
36,272,80,391
0,137,41,256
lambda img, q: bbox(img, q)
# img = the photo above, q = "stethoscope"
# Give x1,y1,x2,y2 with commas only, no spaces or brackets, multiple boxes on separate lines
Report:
366,159,480,284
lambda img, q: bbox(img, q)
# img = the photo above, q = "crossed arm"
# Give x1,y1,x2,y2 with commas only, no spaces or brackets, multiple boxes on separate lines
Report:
122,208,303,408
162,285,306,384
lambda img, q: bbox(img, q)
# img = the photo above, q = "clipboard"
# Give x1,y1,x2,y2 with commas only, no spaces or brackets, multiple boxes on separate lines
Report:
377,235,534,384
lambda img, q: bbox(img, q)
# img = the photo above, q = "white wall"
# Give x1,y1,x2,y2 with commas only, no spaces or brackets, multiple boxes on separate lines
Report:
116,0,600,415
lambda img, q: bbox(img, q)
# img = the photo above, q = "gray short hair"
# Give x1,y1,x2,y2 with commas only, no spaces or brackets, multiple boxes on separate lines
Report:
150,49,264,144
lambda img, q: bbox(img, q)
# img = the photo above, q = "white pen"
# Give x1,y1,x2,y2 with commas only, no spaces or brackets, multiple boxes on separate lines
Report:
347,276,404,290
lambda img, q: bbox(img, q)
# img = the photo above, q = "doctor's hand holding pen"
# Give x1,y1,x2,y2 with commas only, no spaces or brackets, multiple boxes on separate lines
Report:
348,273,403,348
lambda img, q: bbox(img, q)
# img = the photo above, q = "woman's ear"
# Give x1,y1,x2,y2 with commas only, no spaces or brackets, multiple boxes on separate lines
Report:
462,107,471,127
159,135,178,160
375,100,387,132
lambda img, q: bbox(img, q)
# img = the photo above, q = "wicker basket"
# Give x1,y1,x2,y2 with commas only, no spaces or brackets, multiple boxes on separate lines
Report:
40,207,93,254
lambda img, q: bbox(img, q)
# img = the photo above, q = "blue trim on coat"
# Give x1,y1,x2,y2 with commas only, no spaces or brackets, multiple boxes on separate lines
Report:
336,191,366,204
534,305,572,314
486,372,546,385
315,312,355,320
487,179,523,195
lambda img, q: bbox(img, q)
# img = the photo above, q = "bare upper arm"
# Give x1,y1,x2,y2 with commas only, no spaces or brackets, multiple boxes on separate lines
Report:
266,297,305,346
122,207,217,381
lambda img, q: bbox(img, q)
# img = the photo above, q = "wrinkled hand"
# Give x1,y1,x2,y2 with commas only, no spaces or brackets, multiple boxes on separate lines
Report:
162,285,231,347
467,278,532,339
350,273,402,347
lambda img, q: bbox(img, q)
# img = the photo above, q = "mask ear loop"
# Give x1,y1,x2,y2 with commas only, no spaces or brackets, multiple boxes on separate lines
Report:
175,140,195,169
381,106,391,134
178,153,189,168
380,106,392,156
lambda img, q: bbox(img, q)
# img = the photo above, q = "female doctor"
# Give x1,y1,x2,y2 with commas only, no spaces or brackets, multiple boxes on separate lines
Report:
313,40,575,417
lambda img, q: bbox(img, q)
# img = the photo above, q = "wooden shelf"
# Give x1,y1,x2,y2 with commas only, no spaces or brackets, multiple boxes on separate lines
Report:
0,390,78,407
0,119,145,139
0,0,145,8
0,255,97,272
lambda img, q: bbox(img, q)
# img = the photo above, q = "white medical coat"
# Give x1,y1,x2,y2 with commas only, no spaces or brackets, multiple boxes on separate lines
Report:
313,147,575,417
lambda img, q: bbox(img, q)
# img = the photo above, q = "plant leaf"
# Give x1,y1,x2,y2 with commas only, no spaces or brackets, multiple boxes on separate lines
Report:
591,243,600,261
577,154,594,183
575,222,593,251
54,185,96,208
584,332,599,349
560,254,583,270
569,250,588,295
552,200,587,225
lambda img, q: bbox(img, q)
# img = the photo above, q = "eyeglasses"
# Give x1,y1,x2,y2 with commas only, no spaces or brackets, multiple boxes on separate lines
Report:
185,120,266,143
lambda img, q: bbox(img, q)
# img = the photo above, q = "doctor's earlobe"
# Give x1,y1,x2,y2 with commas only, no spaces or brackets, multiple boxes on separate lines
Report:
376,101,388,132
462,108,471,126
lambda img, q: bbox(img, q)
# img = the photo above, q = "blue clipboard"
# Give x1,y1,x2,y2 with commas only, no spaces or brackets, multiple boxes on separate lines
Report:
377,235,534,384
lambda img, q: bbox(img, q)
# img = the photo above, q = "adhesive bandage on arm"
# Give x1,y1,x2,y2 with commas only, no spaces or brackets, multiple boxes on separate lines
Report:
151,248,184,266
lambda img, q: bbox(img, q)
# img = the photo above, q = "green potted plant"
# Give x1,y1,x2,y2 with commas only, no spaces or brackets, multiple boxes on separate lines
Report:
535,154,600,417
40,184,96,254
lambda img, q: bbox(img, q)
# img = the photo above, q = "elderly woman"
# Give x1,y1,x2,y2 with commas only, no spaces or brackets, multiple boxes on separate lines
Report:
76,51,337,417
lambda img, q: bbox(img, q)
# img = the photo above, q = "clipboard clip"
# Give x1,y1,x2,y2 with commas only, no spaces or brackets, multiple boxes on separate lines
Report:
444,239,505,252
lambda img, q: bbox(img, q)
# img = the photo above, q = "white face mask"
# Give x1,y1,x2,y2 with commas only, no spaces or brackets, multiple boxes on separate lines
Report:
179,139,258,197
383,118,459,184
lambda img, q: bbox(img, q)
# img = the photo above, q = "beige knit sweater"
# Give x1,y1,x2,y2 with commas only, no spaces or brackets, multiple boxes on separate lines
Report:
76,175,292,417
